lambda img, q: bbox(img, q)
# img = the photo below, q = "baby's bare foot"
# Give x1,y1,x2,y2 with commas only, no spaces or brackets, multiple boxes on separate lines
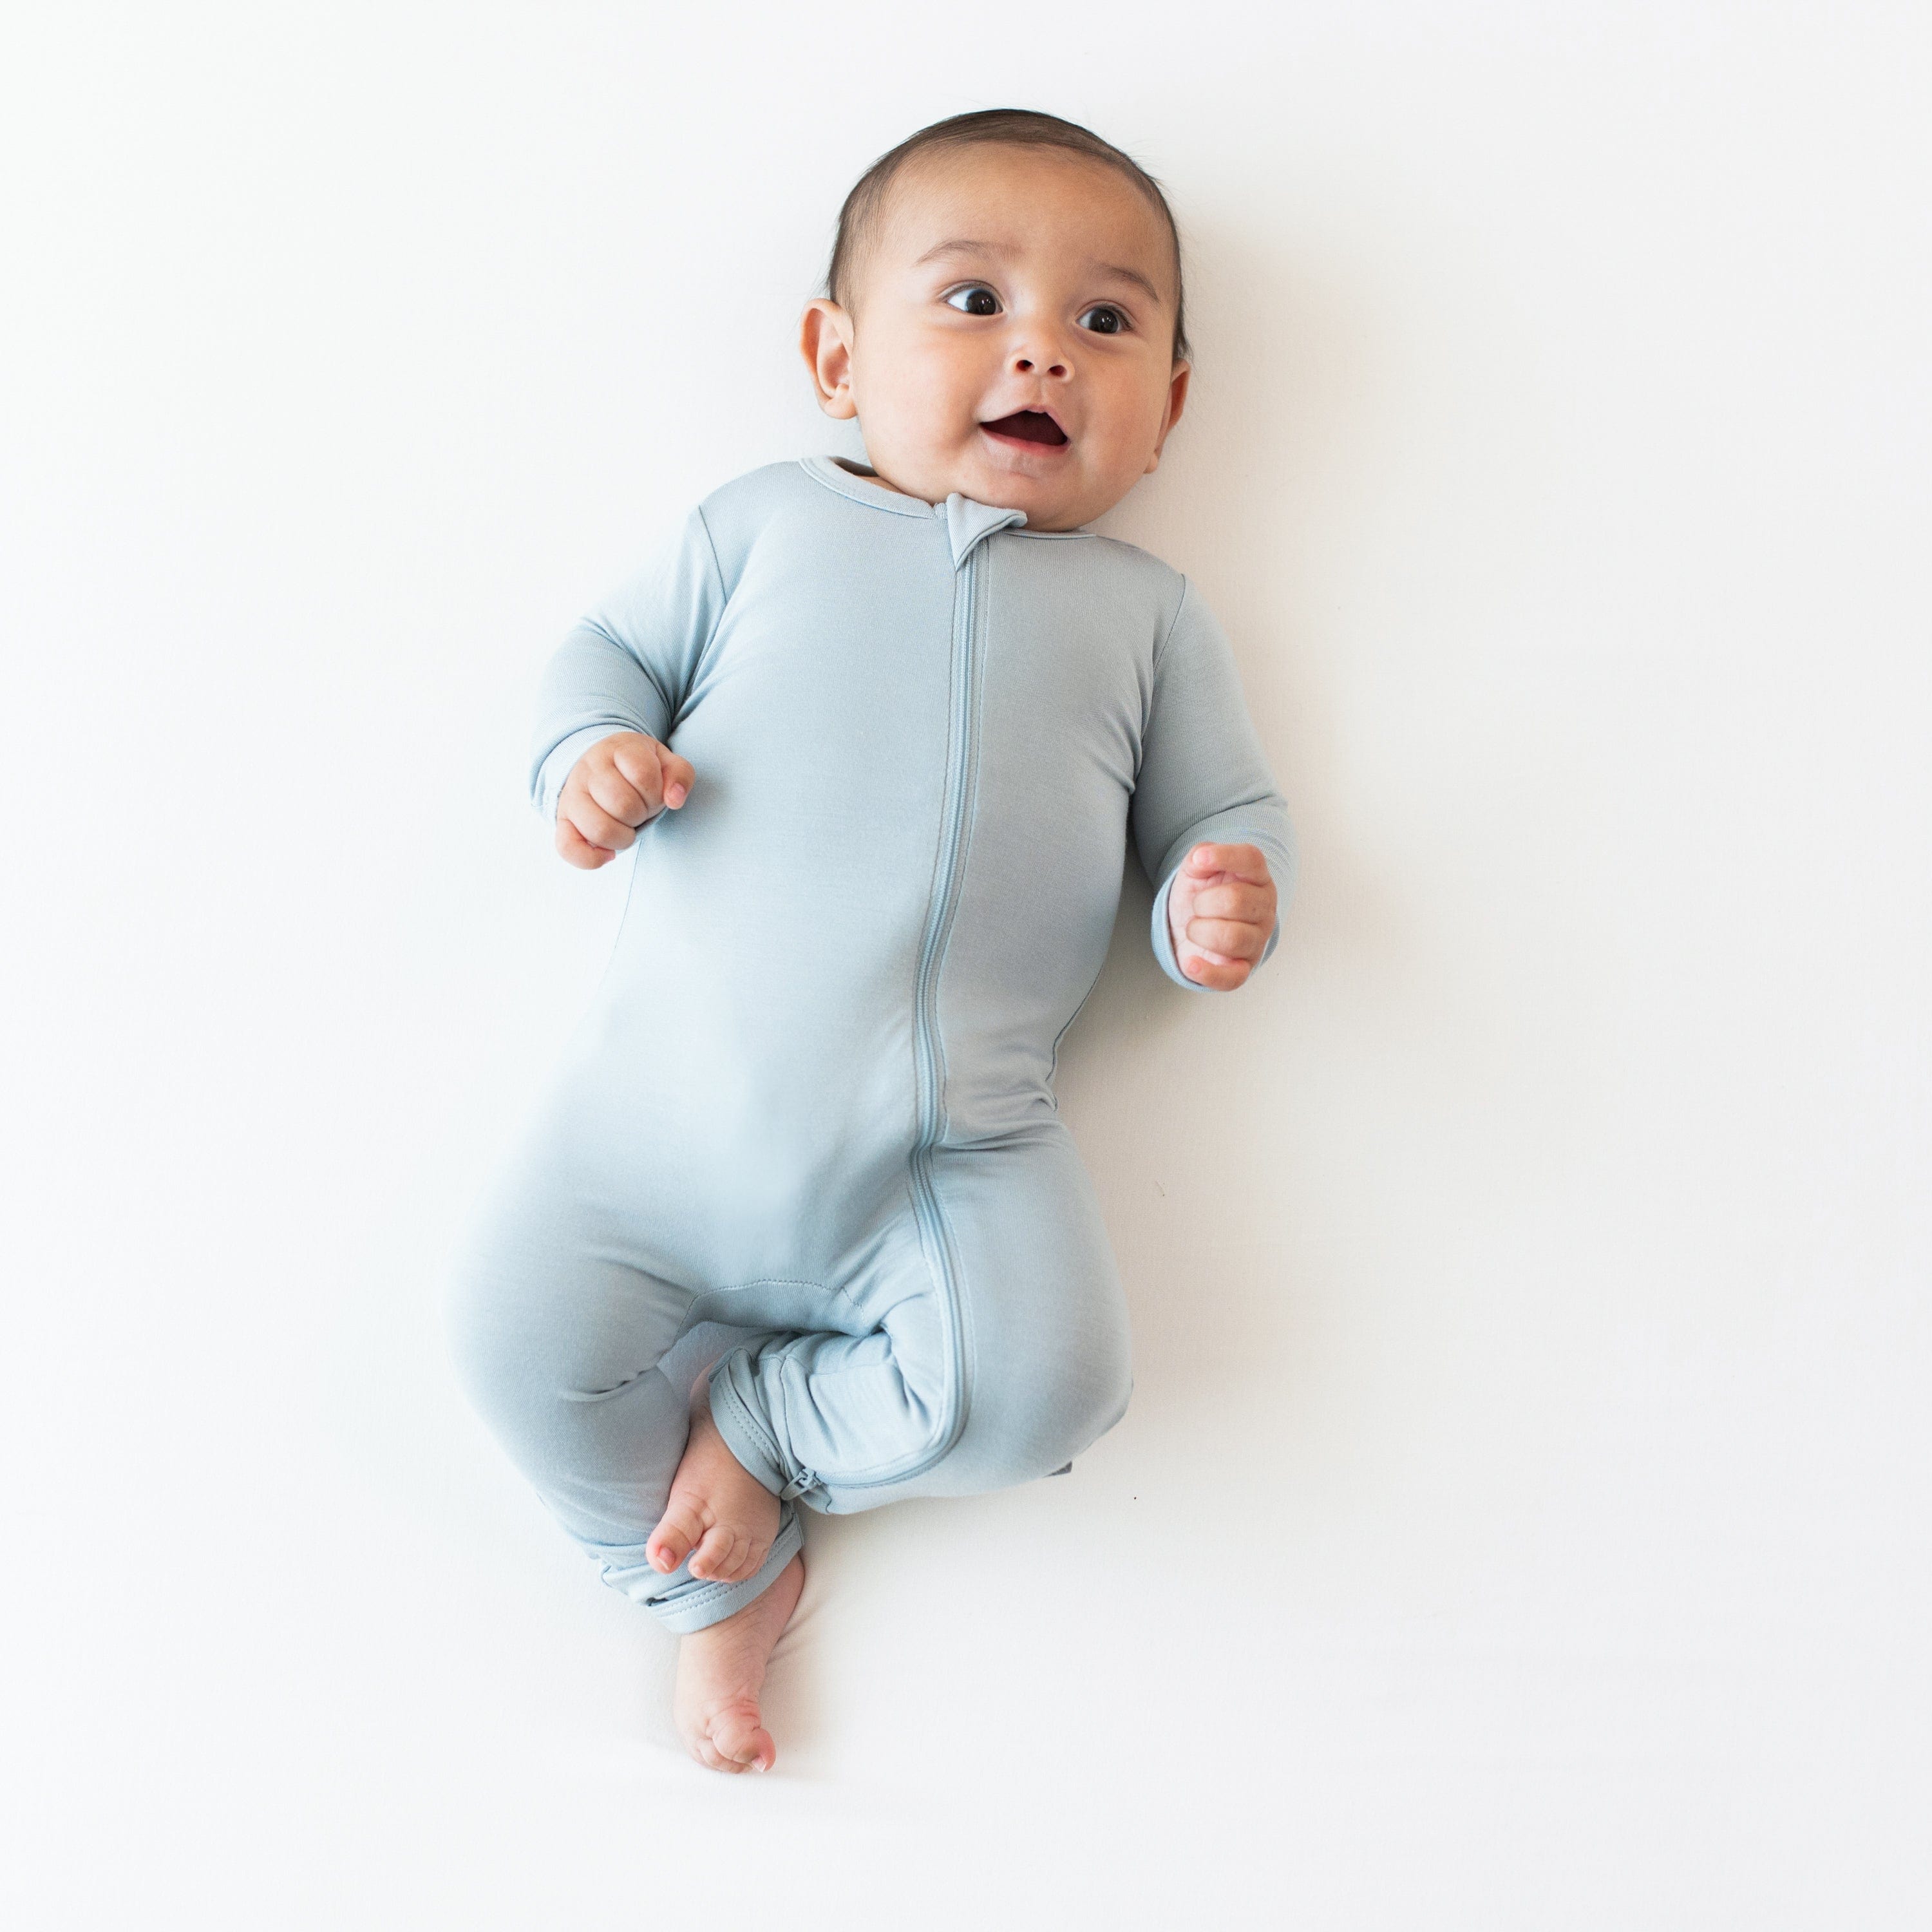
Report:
645,1378,781,1584
674,1551,806,1774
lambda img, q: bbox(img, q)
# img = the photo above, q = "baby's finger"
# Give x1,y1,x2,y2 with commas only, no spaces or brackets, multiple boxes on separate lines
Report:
1184,915,1266,961
1186,841,1272,886
566,788,640,853
1191,880,1274,923
658,750,696,810
607,739,669,821
555,815,618,870
585,760,652,829
1179,947,1253,991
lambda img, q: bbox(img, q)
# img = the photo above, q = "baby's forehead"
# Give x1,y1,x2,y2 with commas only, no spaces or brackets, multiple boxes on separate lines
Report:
879,144,1165,247
858,145,1175,297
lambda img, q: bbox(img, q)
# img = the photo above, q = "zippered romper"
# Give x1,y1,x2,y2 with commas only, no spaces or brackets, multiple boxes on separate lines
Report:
444,456,1297,1634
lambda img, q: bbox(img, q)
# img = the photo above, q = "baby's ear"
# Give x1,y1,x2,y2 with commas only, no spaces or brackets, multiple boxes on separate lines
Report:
800,300,858,419
1145,360,1191,471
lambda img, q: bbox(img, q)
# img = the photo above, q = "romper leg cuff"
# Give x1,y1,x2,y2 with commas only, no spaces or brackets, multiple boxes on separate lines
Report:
643,1503,805,1636
706,1351,825,1502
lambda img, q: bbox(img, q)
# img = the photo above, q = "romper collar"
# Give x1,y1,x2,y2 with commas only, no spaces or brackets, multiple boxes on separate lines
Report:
800,455,1027,569
943,491,1027,568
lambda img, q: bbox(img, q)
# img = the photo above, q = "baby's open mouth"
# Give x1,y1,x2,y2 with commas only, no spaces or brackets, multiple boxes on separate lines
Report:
981,410,1069,448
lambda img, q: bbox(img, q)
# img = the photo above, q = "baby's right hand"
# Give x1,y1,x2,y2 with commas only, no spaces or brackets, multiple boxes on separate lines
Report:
555,732,696,869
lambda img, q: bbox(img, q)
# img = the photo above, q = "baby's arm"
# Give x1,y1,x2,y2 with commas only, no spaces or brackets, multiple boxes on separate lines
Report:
1128,582,1297,993
528,504,727,864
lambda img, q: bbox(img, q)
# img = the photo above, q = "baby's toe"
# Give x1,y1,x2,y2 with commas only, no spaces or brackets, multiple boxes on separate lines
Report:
690,1523,742,1582
647,1506,702,1575
709,1701,774,1773
690,1738,748,1774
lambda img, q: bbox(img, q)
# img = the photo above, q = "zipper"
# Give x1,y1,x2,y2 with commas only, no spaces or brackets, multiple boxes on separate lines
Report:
838,539,985,1490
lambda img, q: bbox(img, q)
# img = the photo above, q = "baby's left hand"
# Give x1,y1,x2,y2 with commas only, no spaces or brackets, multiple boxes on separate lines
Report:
1167,842,1276,990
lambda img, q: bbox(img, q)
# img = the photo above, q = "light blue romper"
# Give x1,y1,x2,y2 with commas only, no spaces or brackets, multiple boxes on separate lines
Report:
444,456,1296,1633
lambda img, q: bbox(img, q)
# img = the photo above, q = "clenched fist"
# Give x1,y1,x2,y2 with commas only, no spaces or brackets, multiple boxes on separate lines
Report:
556,731,696,870
1166,842,1277,990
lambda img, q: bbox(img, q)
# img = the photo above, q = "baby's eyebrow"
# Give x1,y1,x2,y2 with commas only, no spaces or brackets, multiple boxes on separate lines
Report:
914,237,1010,268
913,238,1166,307
1094,261,1164,305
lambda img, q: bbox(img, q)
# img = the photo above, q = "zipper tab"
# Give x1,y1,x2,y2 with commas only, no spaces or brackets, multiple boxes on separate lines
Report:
943,493,1026,569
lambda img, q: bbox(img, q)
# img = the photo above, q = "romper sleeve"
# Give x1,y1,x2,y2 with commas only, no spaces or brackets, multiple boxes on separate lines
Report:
528,504,730,827
1128,578,1298,992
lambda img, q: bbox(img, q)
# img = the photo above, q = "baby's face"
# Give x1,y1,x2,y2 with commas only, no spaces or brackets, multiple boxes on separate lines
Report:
802,146,1190,532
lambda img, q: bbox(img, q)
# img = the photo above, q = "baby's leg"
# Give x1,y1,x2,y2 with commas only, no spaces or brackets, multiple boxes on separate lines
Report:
661,1125,1129,1773
910,1127,1137,1499
441,1146,804,1639
697,1123,1136,1517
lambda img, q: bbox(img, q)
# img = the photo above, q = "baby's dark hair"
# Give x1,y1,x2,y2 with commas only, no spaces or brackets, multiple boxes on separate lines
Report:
826,108,1191,365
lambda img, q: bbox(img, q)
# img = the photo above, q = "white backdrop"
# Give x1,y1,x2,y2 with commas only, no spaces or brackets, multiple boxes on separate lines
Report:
5,3,1928,1926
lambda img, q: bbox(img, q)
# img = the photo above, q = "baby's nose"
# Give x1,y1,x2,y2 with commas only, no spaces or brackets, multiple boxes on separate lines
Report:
1012,348,1070,379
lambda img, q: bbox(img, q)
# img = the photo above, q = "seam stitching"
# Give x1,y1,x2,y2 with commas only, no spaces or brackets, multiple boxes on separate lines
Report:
1151,574,1191,686
676,504,735,723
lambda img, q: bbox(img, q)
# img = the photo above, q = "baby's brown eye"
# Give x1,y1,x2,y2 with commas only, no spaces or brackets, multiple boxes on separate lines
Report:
945,286,1000,317
1079,305,1128,335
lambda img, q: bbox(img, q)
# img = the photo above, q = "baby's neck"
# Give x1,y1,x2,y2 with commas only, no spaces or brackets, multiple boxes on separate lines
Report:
841,457,1077,528
844,459,908,498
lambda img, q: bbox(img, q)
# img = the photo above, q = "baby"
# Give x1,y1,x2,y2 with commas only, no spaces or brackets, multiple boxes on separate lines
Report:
446,108,1296,1775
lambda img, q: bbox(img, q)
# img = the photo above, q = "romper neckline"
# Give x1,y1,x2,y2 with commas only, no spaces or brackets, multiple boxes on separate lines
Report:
800,454,1027,567
798,455,1101,567
800,454,936,519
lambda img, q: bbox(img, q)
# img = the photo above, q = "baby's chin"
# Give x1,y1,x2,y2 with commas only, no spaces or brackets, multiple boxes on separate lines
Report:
949,439,1121,529
865,428,1133,529
969,468,1123,532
